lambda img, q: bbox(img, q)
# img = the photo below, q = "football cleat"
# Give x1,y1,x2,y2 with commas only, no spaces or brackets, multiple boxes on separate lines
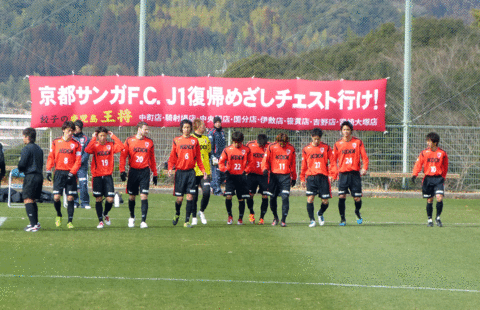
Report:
191,217,198,226
67,222,75,229
140,221,148,229
339,221,346,226
249,214,255,224
199,211,207,225
258,218,264,225
357,218,363,225
104,215,111,226
237,219,244,225
318,215,325,226
436,219,443,227
172,215,179,226
309,220,316,228
128,217,135,228
280,221,287,227
184,222,192,228
84,205,91,210
55,216,62,227
272,218,279,226
227,215,233,225
24,224,39,232
97,221,104,229
427,221,434,227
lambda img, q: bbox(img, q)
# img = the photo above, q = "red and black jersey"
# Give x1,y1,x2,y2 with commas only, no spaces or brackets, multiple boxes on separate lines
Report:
331,136,369,178
85,134,124,177
261,142,297,180
412,147,448,179
120,136,158,176
300,142,333,182
245,140,269,175
167,135,205,172
46,137,82,174
218,144,251,175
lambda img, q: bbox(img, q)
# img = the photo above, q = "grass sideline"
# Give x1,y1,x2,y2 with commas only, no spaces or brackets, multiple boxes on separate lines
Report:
1,194,480,309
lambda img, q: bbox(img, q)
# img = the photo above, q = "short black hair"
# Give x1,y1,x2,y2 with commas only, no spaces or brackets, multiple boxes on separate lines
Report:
180,119,192,132
340,121,353,131
137,121,148,129
311,128,323,138
426,132,440,145
74,120,84,130
213,116,222,123
95,126,109,134
23,127,36,143
257,134,268,146
62,121,75,131
232,131,244,143
275,133,289,143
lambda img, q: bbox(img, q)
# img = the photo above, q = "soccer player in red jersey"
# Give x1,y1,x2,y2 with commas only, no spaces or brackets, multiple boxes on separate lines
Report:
331,121,369,226
245,134,269,224
411,132,449,227
85,126,124,229
168,119,206,228
261,133,297,227
46,121,82,229
218,131,252,225
300,128,334,227
120,122,158,229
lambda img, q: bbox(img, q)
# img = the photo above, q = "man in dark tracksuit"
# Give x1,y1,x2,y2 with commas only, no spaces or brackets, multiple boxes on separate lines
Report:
0,142,5,185
73,120,91,209
18,127,44,232
208,116,226,196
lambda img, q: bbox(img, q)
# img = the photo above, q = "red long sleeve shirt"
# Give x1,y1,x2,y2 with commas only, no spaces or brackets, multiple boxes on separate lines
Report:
300,142,333,182
218,144,251,175
85,134,124,177
245,140,269,175
331,136,368,179
412,147,448,179
167,135,205,172
261,142,297,180
120,136,158,176
46,137,82,174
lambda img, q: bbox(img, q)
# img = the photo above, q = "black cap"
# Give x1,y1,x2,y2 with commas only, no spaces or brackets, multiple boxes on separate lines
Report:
213,116,222,123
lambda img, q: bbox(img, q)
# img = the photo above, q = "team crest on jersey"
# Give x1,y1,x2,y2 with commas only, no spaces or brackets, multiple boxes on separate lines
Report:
437,153,441,158
320,148,324,153
352,143,357,148
191,140,195,144
242,149,245,154
70,143,75,149
107,145,111,150
286,149,291,155
145,142,149,147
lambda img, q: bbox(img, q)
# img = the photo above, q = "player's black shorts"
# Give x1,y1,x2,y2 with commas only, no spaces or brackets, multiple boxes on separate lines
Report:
174,169,196,196
92,175,115,197
422,175,445,198
247,173,268,195
267,173,291,197
194,175,211,195
306,174,332,199
225,173,250,199
338,171,362,197
127,167,150,196
22,173,43,200
53,170,78,197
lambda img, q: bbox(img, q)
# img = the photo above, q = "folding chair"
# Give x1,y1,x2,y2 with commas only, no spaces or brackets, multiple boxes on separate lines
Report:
8,168,25,208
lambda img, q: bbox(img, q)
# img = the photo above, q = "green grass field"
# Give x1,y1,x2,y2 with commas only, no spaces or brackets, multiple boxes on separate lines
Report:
1,194,480,309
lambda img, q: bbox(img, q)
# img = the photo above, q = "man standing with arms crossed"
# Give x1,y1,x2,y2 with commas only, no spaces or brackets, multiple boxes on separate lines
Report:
18,127,43,232
412,132,448,227
120,121,158,229
168,119,206,228
85,126,124,228
331,121,369,226
46,121,82,229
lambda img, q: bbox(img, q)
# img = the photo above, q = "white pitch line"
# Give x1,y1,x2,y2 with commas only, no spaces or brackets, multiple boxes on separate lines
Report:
0,274,478,293
0,217,6,227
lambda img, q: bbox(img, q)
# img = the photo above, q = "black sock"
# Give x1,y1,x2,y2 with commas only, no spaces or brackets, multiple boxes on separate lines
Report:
192,194,199,216
338,198,346,221
225,199,233,216
104,201,113,216
25,203,36,226
426,202,433,219
175,201,182,216
247,197,254,214
355,200,362,218
186,199,193,222
95,201,103,222
270,197,278,219
200,192,210,212
129,199,135,218
436,201,443,218
238,200,245,220
319,203,329,216
141,199,148,222
281,196,289,222
260,198,268,219
33,202,39,224
307,202,314,221
54,200,62,217
67,200,74,223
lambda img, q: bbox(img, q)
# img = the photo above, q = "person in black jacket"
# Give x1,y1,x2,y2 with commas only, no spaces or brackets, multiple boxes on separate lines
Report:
18,127,44,232
0,142,5,184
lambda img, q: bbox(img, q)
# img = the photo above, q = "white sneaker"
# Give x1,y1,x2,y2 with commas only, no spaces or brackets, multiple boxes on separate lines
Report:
309,220,316,228
140,221,148,229
199,211,207,224
128,217,135,228
318,215,325,226
97,221,104,229
104,215,111,226
84,205,91,210
191,217,198,226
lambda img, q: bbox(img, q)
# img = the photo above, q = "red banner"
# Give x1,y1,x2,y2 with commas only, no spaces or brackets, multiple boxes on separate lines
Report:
29,76,387,131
